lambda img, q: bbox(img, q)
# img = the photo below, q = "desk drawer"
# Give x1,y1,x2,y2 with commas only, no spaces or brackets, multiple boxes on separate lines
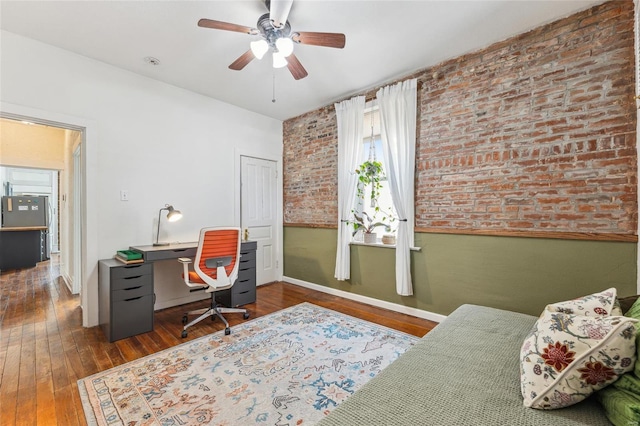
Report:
239,258,256,270
111,294,154,341
111,273,152,292
216,286,256,307
113,283,152,302
238,268,255,282
231,287,256,306
111,263,152,279
235,276,255,293
145,247,197,262
239,249,256,261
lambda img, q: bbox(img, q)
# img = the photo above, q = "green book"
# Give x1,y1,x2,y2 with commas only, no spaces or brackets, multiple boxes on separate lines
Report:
116,250,142,260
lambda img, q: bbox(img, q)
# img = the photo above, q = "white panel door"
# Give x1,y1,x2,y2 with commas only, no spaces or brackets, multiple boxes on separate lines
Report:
241,156,278,285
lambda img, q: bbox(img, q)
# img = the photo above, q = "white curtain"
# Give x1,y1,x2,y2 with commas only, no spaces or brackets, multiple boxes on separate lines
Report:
334,96,365,280
377,78,417,296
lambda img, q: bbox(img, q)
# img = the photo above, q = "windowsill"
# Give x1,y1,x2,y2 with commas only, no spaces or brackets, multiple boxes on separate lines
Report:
350,241,422,251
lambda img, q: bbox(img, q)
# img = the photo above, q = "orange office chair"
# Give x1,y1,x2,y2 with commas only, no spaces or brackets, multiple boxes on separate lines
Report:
178,227,249,337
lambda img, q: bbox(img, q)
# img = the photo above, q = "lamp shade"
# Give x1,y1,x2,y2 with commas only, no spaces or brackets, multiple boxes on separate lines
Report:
272,51,288,69
275,37,294,57
166,206,182,222
250,39,269,60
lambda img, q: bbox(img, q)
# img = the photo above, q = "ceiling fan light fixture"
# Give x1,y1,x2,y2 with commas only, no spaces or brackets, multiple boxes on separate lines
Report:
272,51,288,68
275,37,294,57
250,39,269,60
198,0,345,80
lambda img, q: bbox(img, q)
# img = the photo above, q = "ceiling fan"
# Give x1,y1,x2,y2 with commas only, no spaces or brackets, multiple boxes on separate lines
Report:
198,0,346,80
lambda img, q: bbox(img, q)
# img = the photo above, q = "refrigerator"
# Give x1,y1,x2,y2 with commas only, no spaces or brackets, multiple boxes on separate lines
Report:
1,195,50,261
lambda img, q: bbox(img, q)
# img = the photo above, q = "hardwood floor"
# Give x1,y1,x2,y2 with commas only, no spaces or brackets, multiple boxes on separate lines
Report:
0,255,437,425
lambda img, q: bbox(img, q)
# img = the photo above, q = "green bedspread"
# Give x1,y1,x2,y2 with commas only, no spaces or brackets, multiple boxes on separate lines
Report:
318,304,611,425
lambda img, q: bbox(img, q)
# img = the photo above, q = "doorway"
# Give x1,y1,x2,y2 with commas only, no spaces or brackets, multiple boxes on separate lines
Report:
1,102,100,328
0,116,83,295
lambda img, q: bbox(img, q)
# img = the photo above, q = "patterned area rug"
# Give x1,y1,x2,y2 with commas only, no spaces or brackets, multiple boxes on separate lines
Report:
78,302,419,425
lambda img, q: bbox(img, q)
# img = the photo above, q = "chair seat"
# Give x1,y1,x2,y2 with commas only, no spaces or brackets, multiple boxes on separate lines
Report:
186,271,205,284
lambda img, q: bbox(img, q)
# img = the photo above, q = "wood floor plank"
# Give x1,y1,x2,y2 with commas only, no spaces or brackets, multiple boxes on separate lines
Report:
85,327,114,373
36,380,57,425
54,384,81,426
48,336,69,391
0,327,21,424
35,321,57,425
16,323,37,425
0,255,437,425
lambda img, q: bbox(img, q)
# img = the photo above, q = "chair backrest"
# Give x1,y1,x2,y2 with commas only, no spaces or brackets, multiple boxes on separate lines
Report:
193,227,241,289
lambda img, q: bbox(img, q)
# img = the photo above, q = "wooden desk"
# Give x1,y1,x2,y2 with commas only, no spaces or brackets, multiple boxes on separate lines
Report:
98,241,257,341
130,241,257,310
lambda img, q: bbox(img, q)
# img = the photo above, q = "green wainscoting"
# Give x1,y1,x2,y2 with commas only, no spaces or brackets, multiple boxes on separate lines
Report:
283,227,638,316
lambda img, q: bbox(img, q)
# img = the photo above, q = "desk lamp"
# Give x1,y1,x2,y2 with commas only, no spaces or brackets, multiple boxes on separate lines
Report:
154,204,182,246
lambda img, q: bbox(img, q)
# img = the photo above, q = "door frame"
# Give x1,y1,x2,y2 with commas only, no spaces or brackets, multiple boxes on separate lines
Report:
234,148,283,284
0,101,100,327
72,145,82,294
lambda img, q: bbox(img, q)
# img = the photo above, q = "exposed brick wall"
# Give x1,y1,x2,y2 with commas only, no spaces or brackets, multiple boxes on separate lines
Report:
284,1,637,237
283,105,339,225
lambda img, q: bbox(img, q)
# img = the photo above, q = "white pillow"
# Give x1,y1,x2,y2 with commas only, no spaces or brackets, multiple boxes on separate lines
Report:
520,288,637,409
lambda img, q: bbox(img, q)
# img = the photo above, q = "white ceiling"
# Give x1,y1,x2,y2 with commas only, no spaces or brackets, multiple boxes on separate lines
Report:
0,0,604,121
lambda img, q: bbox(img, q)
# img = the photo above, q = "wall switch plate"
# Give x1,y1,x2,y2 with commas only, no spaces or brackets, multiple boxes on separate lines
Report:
120,190,129,201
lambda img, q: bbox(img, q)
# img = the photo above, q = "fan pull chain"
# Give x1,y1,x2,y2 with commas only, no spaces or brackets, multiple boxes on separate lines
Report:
272,72,277,103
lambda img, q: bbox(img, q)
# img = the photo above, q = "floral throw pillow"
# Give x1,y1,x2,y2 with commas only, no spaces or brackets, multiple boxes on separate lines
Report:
544,287,622,317
520,289,637,410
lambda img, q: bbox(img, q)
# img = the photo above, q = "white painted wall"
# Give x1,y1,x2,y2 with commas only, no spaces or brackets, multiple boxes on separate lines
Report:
0,30,283,327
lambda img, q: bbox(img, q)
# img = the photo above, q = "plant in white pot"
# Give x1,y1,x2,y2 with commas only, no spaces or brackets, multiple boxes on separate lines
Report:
350,212,390,244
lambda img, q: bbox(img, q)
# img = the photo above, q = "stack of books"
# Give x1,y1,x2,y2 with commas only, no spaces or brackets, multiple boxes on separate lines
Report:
115,250,144,264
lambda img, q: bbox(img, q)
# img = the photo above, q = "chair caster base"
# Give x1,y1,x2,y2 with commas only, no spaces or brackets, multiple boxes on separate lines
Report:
243,313,250,319
225,327,231,335
181,330,188,338
182,315,188,325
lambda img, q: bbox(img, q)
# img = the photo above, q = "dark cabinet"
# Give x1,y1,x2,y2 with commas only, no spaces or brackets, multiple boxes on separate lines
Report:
0,228,46,270
98,259,154,342
216,240,257,307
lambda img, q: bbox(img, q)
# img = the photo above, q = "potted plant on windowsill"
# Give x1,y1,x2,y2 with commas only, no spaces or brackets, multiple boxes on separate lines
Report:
350,212,390,244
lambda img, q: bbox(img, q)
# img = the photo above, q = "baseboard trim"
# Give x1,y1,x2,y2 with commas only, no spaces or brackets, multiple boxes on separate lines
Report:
282,276,447,323
61,273,73,293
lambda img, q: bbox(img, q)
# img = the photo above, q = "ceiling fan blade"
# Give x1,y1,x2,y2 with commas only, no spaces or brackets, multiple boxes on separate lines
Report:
292,31,346,49
269,0,293,29
286,54,308,80
198,18,257,35
229,50,256,71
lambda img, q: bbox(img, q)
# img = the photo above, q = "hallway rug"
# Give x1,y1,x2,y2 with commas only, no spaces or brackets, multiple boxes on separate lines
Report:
78,302,419,425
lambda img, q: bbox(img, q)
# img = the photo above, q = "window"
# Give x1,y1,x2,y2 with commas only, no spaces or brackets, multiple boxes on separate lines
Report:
352,106,396,243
